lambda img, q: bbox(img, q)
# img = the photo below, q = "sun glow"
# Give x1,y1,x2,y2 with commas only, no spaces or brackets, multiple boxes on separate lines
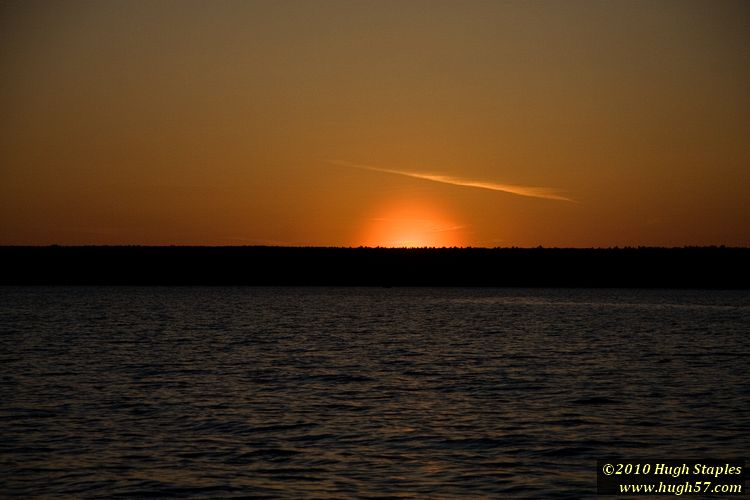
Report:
358,199,466,248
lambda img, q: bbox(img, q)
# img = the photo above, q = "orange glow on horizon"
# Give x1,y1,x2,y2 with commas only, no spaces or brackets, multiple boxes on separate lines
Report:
1,2,749,247
357,198,467,248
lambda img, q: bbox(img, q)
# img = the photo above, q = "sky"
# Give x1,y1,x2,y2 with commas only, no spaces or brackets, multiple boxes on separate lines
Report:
1,0,749,247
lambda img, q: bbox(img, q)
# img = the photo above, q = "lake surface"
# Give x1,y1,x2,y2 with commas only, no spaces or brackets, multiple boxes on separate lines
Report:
1,287,748,498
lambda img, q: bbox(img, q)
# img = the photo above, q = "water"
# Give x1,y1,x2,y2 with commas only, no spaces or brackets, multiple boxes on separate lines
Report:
1,287,748,498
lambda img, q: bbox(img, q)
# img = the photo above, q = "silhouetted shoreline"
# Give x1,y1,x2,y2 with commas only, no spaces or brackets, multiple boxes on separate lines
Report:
1,246,747,288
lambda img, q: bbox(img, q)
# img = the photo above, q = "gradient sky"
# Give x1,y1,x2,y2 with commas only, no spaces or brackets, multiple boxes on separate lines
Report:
2,0,749,247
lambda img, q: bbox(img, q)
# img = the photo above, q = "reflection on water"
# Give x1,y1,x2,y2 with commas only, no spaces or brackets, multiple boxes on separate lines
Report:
1,287,748,498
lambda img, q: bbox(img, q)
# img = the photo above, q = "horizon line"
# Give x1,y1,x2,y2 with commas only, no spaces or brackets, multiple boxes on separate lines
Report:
0,244,744,250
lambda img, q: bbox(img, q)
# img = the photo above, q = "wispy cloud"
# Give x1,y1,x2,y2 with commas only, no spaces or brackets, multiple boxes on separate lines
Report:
329,160,575,202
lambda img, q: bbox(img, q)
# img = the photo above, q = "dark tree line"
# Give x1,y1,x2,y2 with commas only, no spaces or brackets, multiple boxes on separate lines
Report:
1,246,747,288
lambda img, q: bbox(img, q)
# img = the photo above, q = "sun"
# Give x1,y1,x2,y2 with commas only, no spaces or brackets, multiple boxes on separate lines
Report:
357,198,466,248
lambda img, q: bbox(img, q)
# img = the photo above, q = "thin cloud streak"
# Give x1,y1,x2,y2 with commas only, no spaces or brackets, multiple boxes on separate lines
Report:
330,160,576,202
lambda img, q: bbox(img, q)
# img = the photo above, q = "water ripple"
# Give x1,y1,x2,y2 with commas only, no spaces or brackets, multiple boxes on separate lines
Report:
1,287,748,498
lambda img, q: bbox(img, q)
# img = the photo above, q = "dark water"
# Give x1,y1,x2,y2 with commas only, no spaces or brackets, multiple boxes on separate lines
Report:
1,287,748,498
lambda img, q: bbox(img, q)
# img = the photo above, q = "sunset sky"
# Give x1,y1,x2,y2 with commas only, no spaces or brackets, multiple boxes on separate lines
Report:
1,0,749,247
